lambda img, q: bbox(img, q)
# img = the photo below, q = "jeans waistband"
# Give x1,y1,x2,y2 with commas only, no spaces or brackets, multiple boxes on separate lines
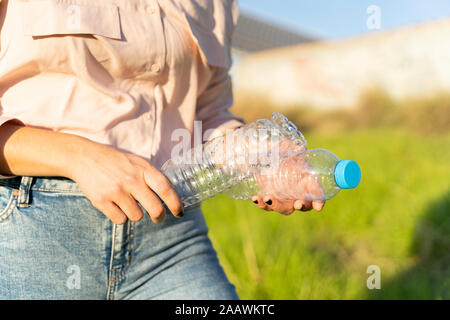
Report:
0,176,201,210
0,176,82,194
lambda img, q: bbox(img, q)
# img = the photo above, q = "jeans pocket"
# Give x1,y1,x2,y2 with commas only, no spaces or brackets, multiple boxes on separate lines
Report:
0,186,17,223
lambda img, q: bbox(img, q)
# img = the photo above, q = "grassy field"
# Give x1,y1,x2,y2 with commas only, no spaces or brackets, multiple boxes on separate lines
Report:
202,128,450,299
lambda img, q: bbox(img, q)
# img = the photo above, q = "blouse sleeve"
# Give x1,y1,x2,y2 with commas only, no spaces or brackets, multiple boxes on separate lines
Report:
0,114,23,179
0,79,25,178
195,65,245,141
193,0,245,140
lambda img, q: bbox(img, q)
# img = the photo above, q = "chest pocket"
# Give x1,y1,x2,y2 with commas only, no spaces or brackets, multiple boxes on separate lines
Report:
13,0,123,77
15,0,176,80
19,0,121,40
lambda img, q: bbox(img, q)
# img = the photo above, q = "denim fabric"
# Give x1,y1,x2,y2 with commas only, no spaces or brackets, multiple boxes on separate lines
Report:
0,176,238,300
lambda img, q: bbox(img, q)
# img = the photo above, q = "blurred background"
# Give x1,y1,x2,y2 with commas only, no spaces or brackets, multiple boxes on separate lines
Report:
202,0,450,299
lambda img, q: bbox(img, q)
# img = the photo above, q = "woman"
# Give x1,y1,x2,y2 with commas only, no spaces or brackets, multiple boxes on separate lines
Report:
0,0,323,299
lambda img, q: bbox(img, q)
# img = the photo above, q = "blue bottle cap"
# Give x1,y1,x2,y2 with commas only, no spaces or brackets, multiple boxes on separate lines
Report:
334,160,361,189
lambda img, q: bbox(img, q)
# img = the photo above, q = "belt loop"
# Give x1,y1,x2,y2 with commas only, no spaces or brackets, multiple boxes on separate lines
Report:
18,176,33,207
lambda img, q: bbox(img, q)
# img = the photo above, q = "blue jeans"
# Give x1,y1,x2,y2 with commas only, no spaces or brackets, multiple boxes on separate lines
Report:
0,176,238,300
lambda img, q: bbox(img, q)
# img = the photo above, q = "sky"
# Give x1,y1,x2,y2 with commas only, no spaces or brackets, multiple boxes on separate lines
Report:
238,0,450,40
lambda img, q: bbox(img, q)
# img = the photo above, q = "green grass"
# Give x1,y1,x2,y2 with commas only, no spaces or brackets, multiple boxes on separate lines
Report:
201,128,450,299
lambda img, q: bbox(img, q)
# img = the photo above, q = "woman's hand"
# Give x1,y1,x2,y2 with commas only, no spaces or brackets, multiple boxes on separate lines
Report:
68,140,183,225
251,195,325,215
250,139,325,215
0,122,182,224
208,128,325,215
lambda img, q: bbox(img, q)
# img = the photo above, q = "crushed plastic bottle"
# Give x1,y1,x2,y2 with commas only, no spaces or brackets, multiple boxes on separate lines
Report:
161,113,361,208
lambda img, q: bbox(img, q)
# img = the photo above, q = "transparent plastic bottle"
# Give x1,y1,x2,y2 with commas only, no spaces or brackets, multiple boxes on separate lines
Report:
161,113,361,208
226,148,361,202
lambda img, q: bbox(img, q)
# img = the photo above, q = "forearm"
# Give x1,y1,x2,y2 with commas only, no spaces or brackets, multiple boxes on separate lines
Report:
0,121,89,178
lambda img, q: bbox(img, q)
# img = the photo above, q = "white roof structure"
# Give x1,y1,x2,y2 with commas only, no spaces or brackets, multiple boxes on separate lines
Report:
234,18,450,109
232,13,316,54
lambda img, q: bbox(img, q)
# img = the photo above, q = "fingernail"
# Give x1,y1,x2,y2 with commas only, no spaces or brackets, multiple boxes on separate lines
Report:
313,203,323,211
264,199,272,205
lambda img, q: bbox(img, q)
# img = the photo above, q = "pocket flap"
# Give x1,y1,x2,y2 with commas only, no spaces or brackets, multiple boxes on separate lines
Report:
18,0,121,40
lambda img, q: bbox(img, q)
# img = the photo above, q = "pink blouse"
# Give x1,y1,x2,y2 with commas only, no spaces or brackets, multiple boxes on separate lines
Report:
0,0,244,169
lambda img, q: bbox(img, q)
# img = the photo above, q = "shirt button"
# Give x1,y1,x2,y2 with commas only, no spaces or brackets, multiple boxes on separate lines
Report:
144,112,151,120
146,4,156,14
151,63,161,73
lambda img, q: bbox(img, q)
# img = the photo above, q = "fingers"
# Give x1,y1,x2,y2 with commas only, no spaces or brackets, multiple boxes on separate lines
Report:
251,195,268,210
110,184,169,225
115,193,145,222
251,194,296,215
294,200,325,212
263,196,296,215
298,200,312,211
294,200,303,210
312,201,325,211
129,186,167,223
251,195,326,214
142,165,184,218
94,202,127,225
125,154,183,220
145,200,166,224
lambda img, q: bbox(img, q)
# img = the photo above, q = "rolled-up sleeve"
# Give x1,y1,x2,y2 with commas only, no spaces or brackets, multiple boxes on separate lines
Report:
0,115,23,179
0,100,23,128
0,115,20,127
0,101,24,178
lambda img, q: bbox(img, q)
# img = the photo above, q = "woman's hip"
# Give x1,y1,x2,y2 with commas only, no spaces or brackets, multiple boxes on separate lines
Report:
0,176,212,299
